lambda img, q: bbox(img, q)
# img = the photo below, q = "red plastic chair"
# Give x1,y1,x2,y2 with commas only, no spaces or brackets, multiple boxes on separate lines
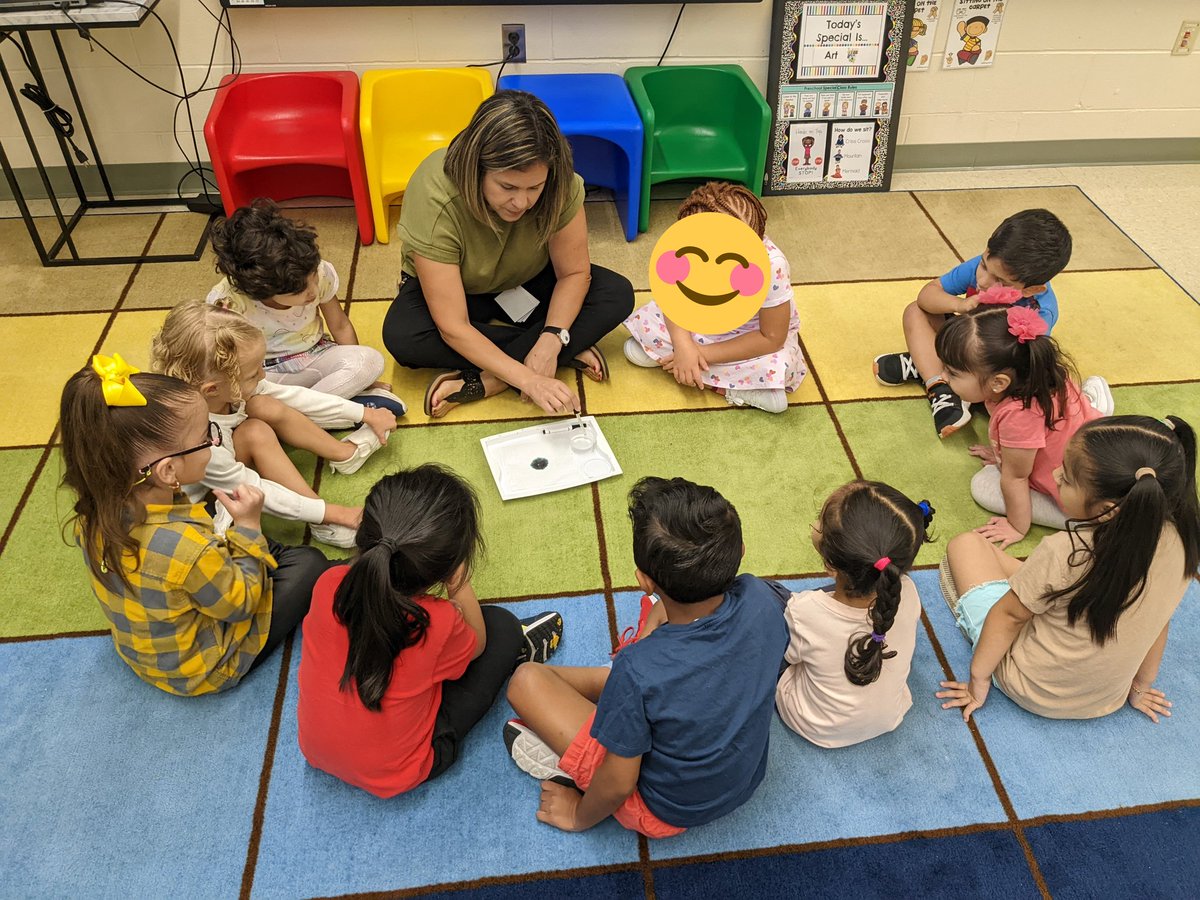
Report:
204,72,374,245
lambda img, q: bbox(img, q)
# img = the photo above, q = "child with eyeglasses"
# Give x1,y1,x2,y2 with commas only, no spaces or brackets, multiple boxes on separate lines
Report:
59,355,332,695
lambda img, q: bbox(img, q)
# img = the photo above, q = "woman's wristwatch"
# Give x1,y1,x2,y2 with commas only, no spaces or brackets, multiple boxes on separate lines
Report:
541,326,570,346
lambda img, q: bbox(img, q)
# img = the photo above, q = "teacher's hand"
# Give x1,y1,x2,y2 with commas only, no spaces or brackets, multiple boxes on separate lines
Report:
523,374,580,416
524,334,561,380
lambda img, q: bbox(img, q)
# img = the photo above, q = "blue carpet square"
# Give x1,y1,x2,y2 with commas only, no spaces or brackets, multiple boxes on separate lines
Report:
250,593,641,899
643,577,1006,861
0,635,280,899
652,828,1041,899
922,569,1200,818
1026,806,1200,900
419,868,646,900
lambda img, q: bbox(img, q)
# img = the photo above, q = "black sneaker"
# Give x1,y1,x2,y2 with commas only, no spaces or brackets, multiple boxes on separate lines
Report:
350,387,407,418
503,719,577,787
927,382,971,439
873,352,922,386
517,611,563,664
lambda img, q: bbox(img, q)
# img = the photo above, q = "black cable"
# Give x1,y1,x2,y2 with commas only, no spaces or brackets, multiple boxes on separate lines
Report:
1,32,88,162
469,43,520,83
658,4,686,66
59,0,240,204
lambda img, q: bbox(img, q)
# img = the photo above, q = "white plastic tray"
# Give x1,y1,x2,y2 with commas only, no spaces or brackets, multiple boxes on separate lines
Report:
480,416,621,500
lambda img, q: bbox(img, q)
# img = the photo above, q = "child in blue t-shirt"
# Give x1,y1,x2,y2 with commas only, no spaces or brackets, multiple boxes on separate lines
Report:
873,209,1072,440
503,477,789,838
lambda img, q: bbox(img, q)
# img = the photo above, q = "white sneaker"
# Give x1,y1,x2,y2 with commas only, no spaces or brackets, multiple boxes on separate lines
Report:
725,387,788,414
329,423,385,476
623,337,659,368
1081,375,1114,417
503,719,576,787
310,522,357,548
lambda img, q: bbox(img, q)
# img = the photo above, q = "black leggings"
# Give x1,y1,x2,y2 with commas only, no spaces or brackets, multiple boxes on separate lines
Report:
426,605,525,781
248,541,333,671
382,262,634,372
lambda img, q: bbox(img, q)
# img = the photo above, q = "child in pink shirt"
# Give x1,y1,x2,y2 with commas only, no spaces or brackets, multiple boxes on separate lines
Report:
936,305,1111,548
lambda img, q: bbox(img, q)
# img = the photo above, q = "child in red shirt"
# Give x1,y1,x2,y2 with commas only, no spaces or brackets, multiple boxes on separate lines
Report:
297,464,563,797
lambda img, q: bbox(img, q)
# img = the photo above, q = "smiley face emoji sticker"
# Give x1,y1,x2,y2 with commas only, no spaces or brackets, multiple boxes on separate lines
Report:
648,212,771,335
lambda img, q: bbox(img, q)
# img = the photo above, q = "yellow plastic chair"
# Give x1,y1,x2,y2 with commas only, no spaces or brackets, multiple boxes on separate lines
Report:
360,68,494,244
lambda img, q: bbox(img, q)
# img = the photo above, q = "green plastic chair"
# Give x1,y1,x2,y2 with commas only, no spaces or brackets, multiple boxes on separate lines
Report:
624,65,771,233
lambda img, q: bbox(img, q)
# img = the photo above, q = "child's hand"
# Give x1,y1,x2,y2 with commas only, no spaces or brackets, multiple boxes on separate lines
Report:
361,406,396,444
936,676,990,722
214,485,265,530
974,516,1024,549
661,340,709,389
969,444,999,466
960,293,981,313
536,781,584,832
1128,684,1172,723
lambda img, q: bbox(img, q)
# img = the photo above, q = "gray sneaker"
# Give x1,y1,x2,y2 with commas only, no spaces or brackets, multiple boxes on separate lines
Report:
503,719,576,787
622,337,659,368
725,387,788,414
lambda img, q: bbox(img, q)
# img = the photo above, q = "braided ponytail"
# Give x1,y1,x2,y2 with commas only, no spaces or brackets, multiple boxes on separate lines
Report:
151,300,263,402
815,481,933,687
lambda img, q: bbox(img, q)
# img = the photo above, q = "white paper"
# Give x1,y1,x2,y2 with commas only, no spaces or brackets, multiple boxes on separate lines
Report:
942,0,1006,70
908,0,940,71
480,416,622,500
828,122,875,182
785,122,828,184
494,285,540,324
794,2,888,80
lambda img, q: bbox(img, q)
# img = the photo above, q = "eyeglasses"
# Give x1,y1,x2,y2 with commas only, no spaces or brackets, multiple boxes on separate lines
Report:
135,421,222,483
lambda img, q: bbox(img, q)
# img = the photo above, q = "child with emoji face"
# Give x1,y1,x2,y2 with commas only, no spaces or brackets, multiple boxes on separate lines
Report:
621,184,807,414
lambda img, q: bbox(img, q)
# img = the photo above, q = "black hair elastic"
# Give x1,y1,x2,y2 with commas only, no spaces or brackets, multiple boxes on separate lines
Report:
918,500,936,530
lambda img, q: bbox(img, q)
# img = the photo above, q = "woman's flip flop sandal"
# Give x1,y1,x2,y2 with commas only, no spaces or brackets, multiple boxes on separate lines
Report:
567,345,609,383
423,369,486,418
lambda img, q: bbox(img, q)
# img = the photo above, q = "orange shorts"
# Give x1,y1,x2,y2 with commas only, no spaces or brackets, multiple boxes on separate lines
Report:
559,712,685,839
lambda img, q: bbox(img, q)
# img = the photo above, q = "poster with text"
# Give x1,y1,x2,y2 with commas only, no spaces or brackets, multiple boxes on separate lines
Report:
908,0,940,70
794,2,889,81
786,122,828,183
836,91,856,118
942,0,1005,70
855,90,875,116
818,91,837,117
799,92,820,118
827,122,875,181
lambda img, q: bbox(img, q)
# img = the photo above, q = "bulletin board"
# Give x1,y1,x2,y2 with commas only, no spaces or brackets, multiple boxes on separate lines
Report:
764,0,912,195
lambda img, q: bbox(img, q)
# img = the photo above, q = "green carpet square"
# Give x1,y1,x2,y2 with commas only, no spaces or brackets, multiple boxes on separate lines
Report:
0,452,105,637
832,398,1053,562
1111,381,1200,431
0,449,43,533
596,407,857,586
312,420,604,600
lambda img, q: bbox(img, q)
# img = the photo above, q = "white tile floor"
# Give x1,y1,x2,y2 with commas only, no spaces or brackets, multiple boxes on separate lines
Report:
4,163,1198,299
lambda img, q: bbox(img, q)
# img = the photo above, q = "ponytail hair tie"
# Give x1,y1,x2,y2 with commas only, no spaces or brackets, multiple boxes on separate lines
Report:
873,556,891,572
1134,467,1157,481
917,499,935,529
870,632,887,643
1006,306,1048,344
91,353,147,407
376,536,399,553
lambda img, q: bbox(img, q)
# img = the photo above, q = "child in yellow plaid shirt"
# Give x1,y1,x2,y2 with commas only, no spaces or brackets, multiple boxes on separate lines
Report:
60,357,331,696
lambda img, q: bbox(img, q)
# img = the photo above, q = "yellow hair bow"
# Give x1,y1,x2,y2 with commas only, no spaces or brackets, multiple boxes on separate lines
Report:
91,353,147,407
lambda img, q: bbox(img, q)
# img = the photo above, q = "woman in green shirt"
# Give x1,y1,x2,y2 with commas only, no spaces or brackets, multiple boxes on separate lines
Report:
383,91,635,417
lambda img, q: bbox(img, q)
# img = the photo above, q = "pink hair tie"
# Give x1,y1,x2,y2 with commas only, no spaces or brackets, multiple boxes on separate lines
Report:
873,556,891,572
1006,306,1048,344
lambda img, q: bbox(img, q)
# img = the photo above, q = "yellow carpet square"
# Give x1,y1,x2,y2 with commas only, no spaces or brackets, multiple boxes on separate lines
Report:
0,314,109,446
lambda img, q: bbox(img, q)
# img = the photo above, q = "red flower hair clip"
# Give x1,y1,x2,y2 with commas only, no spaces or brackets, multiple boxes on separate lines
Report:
1006,306,1048,344
976,284,1023,306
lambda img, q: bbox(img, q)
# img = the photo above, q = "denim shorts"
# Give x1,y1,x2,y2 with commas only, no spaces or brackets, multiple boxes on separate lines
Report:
955,579,1011,645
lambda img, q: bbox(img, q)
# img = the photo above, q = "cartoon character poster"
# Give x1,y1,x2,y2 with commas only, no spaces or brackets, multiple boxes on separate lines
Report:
909,0,940,71
785,122,828,183
942,0,1005,70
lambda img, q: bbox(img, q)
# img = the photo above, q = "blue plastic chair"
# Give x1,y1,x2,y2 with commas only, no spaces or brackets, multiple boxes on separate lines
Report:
498,73,643,242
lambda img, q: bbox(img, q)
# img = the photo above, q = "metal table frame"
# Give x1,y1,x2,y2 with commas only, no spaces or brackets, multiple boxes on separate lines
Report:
0,1,211,266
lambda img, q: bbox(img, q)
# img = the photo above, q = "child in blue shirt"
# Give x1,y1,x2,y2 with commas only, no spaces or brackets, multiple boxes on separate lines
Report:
504,477,789,838
874,208,1071,439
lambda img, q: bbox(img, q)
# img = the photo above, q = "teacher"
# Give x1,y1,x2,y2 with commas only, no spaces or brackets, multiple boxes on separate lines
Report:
382,90,635,418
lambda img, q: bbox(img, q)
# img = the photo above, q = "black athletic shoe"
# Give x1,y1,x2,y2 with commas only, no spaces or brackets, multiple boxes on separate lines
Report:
517,611,563,664
873,351,922,386
927,382,971,439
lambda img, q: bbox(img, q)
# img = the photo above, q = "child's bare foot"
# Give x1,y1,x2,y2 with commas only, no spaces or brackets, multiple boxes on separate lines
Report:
572,347,607,383
370,380,393,391
427,370,507,418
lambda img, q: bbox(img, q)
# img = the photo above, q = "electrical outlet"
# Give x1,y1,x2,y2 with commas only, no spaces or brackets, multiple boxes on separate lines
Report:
1172,20,1197,55
502,24,526,64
